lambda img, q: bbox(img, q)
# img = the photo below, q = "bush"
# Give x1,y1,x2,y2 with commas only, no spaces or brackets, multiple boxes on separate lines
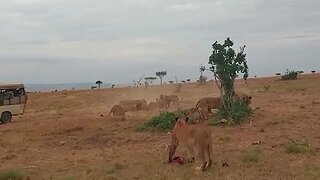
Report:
217,100,252,124
137,112,180,132
281,69,298,80
285,143,313,154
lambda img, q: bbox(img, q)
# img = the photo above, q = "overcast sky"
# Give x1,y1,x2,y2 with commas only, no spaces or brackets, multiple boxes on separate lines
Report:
1,0,319,84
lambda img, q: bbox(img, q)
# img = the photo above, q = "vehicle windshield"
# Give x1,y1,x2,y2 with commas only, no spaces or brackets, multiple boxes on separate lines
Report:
0,88,26,106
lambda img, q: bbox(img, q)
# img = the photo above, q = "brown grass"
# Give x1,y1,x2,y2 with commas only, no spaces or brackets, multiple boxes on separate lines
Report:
0,73,320,179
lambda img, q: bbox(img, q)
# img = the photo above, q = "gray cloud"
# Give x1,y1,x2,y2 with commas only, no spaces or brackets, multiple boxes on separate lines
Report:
0,0,319,84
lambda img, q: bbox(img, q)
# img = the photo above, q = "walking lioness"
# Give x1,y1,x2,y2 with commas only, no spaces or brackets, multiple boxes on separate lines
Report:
168,116,213,171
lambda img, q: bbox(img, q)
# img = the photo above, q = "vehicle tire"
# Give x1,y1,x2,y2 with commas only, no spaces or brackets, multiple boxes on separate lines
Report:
1,112,12,124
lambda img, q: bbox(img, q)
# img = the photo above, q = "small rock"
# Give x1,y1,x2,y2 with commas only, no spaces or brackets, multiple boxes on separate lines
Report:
220,119,228,124
59,141,66,146
222,162,229,167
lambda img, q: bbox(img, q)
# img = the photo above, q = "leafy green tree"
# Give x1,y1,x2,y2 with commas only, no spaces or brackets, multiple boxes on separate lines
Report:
95,80,103,89
208,37,249,122
156,71,167,85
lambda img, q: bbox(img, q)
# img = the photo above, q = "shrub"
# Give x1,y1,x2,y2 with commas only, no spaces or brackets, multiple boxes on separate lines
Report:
281,69,298,80
285,143,313,154
0,169,24,180
241,147,262,163
137,112,179,132
218,99,252,124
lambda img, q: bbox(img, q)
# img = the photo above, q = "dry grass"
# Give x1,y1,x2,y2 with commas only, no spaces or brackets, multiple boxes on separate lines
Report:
0,73,320,179
285,143,313,154
241,147,262,163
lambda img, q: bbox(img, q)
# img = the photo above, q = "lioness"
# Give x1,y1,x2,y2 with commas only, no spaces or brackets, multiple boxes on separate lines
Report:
147,101,159,111
156,98,170,109
233,92,252,105
107,104,126,118
182,108,206,123
195,97,221,119
119,99,147,111
168,116,213,171
160,94,180,105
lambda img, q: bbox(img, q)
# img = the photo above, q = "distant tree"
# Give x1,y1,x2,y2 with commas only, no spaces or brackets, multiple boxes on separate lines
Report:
254,75,257,78
199,64,207,85
95,80,103,89
281,69,298,80
299,71,304,74
145,76,157,85
181,80,186,83
199,75,207,85
186,79,191,83
111,84,115,88
200,64,206,75
276,73,281,76
311,70,316,74
243,73,248,84
156,71,167,85
169,81,174,84
133,74,145,87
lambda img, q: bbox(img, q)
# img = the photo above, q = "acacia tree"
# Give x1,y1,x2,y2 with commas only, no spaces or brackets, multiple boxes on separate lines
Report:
95,80,103,89
145,77,157,85
208,38,249,122
156,71,167,85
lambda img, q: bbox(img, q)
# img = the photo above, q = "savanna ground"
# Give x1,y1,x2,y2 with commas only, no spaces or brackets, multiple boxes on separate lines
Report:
1,74,320,180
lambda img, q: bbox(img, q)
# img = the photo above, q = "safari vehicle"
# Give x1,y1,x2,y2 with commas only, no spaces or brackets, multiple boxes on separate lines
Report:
0,83,28,124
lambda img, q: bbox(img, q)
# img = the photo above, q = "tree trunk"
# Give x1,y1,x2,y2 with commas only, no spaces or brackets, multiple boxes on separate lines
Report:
160,77,163,85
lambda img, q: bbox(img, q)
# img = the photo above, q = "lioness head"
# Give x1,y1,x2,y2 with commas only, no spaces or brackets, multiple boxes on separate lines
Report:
242,95,252,105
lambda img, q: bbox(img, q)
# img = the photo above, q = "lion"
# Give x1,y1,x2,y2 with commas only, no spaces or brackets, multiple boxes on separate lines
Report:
160,94,180,105
195,97,222,119
233,92,252,105
147,101,159,111
119,99,147,111
107,105,126,119
167,116,213,171
156,98,170,109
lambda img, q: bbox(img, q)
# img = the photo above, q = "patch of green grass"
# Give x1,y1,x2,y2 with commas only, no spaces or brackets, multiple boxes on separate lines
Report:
137,112,178,132
0,169,24,180
241,147,262,163
302,165,320,178
285,143,313,154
